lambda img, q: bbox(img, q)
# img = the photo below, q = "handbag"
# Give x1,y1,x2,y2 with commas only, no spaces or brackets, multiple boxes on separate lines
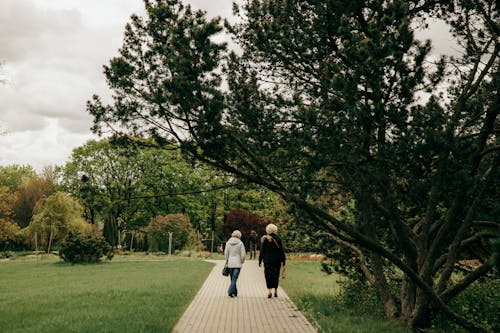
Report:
222,260,230,276
281,265,286,279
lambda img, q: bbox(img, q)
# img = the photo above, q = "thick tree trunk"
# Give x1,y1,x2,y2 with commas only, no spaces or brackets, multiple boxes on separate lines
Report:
360,194,400,320
370,252,399,319
408,289,433,329
401,275,416,320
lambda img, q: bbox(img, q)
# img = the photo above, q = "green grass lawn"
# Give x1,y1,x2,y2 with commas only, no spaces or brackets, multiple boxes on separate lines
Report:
0,254,213,333
281,261,412,333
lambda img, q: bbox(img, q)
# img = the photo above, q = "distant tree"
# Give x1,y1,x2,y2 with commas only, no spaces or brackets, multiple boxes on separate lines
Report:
27,192,91,253
12,166,58,228
62,138,216,248
146,214,193,252
62,139,145,246
88,0,498,331
0,218,20,252
221,209,268,241
0,186,16,222
0,185,20,252
0,165,36,190
222,185,287,218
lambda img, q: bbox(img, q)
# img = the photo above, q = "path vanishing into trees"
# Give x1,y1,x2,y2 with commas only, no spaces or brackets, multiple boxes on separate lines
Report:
173,260,317,333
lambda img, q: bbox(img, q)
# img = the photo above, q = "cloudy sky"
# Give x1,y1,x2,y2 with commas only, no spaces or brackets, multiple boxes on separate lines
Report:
0,1,455,172
0,0,235,172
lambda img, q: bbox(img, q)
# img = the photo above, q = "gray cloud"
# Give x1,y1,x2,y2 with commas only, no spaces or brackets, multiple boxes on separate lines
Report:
414,18,460,57
0,1,130,133
188,0,235,19
0,0,236,170
0,1,83,63
0,0,234,134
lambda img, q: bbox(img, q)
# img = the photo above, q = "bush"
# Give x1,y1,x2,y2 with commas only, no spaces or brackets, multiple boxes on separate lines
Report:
1,250,14,259
146,214,193,252
434,278,500,332
59,232,113,264
334,280,385,318
334,276,499,332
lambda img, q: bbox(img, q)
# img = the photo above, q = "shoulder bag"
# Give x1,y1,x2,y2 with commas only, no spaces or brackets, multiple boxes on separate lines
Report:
222,259,230,276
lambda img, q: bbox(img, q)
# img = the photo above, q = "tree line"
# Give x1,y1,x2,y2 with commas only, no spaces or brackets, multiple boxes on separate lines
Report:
0,138,295,254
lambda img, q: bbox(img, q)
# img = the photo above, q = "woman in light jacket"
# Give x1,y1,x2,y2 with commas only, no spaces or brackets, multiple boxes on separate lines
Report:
224,230,246,297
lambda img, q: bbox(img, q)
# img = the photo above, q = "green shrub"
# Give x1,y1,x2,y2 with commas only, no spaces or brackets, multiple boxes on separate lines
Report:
1,250,14,259
59,232,113,264
433,278,500,332
335,280,385,318
146,214,193,252
335,276,499,332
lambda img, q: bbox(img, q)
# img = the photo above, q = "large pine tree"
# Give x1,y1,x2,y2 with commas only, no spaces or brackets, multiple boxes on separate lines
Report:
88,0,499,330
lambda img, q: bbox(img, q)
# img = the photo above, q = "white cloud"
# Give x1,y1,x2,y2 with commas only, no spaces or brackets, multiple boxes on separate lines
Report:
414,18,461,57
0,0,144,170
0,118,97,171
0,0,236,171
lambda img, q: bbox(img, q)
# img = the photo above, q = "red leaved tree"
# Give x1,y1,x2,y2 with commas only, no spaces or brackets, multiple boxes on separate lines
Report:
221,209,268,245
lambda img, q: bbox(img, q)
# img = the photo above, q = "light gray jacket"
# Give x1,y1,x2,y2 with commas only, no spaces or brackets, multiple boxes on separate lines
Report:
224,237,246,268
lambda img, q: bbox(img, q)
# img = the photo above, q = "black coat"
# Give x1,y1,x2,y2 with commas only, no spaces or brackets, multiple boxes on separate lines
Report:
258,234,286,267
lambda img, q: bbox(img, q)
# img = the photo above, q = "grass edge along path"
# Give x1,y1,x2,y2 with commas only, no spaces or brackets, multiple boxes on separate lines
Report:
0,255,214,333
280,261,412,333
281,261,499,333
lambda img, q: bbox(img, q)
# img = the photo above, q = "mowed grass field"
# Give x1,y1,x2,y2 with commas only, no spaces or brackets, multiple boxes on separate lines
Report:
0,255,213,333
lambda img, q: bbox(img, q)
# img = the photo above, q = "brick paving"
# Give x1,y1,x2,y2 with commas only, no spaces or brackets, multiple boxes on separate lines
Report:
173,259,318,333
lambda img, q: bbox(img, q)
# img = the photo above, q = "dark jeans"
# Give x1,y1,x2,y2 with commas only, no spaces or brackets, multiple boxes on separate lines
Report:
249,244,257,259
228,267,241,296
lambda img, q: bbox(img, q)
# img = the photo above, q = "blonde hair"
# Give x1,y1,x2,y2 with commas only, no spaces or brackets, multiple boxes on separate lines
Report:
231,230,242,238
265,223,278,234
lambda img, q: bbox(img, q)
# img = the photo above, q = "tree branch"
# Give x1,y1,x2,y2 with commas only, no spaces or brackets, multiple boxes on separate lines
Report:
315,231,376,284
440,262,493,303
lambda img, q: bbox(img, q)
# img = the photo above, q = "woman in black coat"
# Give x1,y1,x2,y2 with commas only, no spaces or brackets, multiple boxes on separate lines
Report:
258,223,286,298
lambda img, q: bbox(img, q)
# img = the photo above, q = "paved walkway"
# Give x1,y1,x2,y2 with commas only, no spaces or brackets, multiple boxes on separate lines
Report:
173,259,317,333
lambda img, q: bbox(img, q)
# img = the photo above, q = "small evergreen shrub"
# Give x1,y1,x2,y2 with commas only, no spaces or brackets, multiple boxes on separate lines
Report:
59,232,113,264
